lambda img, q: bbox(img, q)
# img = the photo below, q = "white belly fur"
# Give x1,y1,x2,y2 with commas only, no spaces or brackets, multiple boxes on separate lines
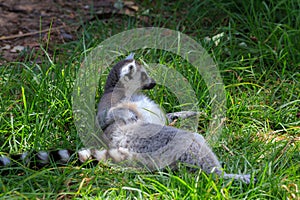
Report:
131,94,166,125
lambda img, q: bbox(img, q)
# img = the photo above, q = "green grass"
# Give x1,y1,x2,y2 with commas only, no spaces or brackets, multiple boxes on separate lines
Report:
1,0,299,199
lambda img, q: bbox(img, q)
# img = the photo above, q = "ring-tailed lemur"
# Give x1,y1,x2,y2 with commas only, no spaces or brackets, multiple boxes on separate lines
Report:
0,53,188,168
0,53,253,183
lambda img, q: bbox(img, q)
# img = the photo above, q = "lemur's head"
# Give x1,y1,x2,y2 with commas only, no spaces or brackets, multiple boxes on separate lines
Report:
104,53,156,93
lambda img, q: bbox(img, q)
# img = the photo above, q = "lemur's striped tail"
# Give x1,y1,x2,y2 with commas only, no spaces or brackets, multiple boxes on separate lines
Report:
0,149,107,168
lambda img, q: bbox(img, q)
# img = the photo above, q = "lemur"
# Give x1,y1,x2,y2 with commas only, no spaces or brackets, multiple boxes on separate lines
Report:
0,54,253,183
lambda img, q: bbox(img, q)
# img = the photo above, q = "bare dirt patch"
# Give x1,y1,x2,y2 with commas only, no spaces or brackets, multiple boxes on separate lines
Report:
0,0,141,64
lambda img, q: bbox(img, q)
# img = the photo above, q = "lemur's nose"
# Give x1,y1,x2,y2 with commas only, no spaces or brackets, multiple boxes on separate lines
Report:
148,81,156,89
143,78,156,90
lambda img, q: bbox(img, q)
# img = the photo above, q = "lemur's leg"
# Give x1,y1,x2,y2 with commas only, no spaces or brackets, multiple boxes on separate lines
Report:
179,133,252,184
166,111,205,123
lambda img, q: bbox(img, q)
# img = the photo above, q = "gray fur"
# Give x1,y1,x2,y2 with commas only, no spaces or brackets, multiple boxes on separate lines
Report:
96,54,253,184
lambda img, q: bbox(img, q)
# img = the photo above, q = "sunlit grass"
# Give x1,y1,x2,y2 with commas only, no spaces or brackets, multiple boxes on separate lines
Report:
1,0,299,199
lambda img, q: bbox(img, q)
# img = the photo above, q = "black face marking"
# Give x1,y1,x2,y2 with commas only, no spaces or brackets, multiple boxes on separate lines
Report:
129,65,134,71
142,79,156,90
125,64,136,80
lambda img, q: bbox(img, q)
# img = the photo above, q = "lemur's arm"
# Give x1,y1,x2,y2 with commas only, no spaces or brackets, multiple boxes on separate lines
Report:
166,111,206,123
105,105,138,126
105,110,204,127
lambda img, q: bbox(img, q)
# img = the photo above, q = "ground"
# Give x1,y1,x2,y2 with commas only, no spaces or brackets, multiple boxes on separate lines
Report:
0,0,140,64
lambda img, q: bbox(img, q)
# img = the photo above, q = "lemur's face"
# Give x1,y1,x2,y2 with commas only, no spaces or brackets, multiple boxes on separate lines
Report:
119,59,156,91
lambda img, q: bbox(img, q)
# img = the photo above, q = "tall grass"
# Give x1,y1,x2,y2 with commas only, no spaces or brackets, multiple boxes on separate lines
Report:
0,0,299,199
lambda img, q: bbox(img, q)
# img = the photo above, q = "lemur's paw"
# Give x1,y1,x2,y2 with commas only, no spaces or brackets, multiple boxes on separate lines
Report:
107,108,138,125
108,148,130,163
239,174,251,184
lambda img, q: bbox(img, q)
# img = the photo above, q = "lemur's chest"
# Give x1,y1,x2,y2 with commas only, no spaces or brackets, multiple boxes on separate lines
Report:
102,94,166,145
130,94,166,125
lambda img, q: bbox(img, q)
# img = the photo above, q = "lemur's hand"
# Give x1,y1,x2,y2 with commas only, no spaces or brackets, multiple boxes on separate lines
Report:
166,111,205,124
106,107,138,125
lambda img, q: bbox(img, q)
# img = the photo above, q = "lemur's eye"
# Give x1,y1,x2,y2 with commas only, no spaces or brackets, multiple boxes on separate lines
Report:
129,65,134,71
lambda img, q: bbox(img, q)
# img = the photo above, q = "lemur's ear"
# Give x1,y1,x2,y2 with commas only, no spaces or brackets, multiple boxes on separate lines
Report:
125,53,135,60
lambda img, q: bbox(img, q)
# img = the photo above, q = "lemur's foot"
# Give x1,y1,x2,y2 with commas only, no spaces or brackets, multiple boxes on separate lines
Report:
108,148,130,163
223,173,254,184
